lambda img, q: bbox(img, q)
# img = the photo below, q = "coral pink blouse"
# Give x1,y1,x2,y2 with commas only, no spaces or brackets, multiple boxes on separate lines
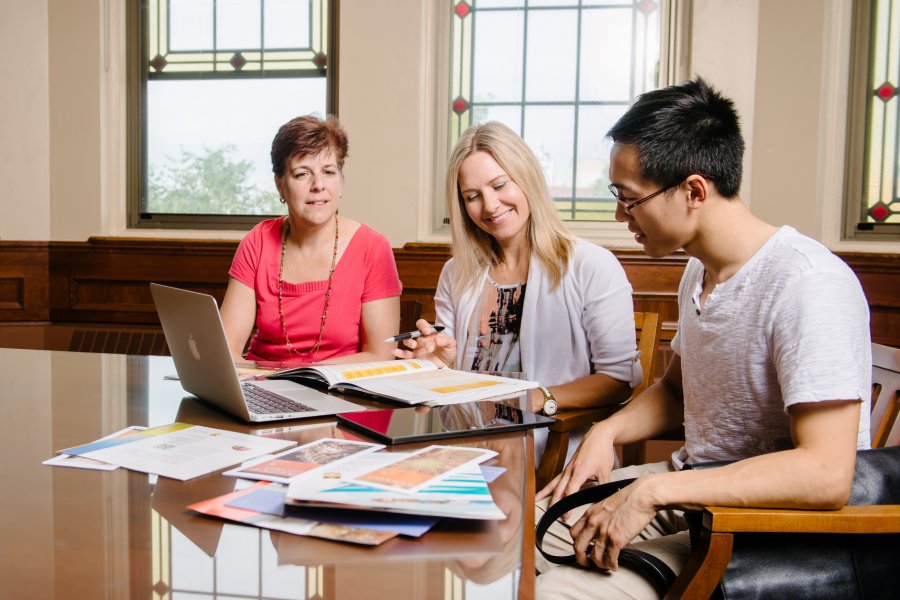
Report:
229,218,402,362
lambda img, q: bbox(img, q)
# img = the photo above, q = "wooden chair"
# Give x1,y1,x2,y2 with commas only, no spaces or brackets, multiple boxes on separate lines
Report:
871,342,900,448
535,312,661,490
399,299,423,335
665,342,900,599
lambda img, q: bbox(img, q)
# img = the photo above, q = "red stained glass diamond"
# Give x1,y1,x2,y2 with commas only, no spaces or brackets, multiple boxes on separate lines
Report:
637,0,658,15
230,52,246,70
875,82,897,101
452,96,469,115
454,1,471,19
313,52,327,68
149,54,167,72
869,203,890,222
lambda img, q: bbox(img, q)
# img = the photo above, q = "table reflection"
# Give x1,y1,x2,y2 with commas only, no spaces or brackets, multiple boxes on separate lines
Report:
0,349,532,600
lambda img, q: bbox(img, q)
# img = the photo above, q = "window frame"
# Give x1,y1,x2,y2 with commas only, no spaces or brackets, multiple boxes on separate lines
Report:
125,0,340,231
843,0,900,242
426,0,693,244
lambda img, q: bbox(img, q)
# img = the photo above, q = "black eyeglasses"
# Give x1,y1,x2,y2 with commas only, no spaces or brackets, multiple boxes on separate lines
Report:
608,182,680,216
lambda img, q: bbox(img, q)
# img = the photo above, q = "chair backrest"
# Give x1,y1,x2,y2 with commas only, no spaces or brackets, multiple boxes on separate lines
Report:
399,299,423,334
871,342,900,448
633,311,661,396
619,312,674,467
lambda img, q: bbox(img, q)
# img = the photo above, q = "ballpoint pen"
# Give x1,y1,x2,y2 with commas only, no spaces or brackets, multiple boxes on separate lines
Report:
384,325,445,343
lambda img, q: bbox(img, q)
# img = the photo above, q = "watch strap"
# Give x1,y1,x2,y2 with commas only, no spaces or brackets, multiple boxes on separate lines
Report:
538,386,557,414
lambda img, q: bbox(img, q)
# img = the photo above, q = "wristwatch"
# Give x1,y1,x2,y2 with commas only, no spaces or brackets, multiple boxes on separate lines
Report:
538,386,558,416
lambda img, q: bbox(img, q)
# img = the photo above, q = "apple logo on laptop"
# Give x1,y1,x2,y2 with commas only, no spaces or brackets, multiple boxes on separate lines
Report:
188,334,201,361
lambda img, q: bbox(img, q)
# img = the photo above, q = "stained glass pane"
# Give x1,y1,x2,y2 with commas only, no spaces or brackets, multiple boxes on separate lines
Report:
472,10,524,103
524,105,576,195
529,0,579,6
581,8,637,101
148,0,322,77
217,0,262,49
575,105,627,220
473,105,523,132
525,10,578,102
477,0,524,7
169,0,213,51
448,0,661,223
266,0,311,48
862,0,900,224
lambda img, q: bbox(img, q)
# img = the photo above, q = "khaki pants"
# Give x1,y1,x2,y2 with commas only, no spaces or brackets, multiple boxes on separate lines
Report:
535,461,692,599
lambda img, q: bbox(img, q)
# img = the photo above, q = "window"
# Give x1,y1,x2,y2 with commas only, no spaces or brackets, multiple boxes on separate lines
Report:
441,0,687,230
844,0,900,241
127,0,336,229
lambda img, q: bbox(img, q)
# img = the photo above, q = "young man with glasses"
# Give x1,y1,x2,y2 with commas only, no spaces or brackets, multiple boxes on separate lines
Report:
535,77,872,598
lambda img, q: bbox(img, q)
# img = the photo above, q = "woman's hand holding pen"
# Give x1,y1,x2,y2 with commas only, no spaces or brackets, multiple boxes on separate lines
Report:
391,318,457,367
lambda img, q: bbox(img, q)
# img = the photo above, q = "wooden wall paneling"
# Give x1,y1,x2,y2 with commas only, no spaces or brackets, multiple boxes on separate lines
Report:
49,238,238,325
838,252,900,347
0,241,50,321
614,249,687,340
393,243,452,323
2,239,897,358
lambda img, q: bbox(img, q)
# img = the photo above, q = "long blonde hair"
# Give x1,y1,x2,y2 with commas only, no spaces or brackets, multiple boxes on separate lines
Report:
446,121,574,292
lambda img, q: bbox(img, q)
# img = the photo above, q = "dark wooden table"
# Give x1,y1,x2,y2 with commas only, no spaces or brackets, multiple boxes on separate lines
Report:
0,348,534,600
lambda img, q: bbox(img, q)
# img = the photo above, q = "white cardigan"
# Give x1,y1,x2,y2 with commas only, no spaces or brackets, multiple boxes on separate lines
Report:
435,238,642,461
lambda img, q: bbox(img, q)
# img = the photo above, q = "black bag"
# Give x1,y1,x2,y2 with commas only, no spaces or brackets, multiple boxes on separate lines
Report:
535,446,900,599
535,477,678,597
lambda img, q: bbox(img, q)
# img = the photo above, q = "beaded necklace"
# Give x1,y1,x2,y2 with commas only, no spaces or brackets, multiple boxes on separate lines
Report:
277,214,339,362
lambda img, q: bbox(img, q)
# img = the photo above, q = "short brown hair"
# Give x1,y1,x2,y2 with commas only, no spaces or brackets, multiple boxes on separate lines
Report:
270,114,349,176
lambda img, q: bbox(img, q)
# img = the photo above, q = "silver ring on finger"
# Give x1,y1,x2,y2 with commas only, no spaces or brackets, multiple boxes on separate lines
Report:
585,539,596,556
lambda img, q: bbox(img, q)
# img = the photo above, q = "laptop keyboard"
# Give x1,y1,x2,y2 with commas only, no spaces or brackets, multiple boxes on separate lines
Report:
242,383,317,415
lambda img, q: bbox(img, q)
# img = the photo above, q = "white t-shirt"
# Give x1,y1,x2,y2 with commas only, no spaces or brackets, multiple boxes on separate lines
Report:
671,226,871,467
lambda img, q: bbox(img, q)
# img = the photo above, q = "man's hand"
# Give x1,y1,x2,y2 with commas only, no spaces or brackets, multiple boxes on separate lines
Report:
536,423,618,508
569,477,658,570
391,319,457,367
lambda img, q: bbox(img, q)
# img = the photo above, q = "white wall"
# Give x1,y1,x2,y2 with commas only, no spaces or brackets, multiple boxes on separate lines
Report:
750,0,826,237
48,0,103,240
690,0,760,205
337,0,433,247
0,0,51,241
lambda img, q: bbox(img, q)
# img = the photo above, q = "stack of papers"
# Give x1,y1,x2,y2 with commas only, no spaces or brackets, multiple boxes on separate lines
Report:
49,427,509,548
43,425,148,471
285,445,506,519
187,481,410,546
188,440,507,546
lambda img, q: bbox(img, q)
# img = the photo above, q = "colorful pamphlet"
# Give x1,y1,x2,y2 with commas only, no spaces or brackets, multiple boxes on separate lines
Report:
347,445,497,493
223,484,440,537
285,447,506,520
188,481,399,546
58,423,296,481
223,438,383,484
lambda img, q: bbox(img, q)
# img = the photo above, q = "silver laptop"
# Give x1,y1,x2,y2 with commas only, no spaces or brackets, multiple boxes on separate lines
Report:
150,283,365,423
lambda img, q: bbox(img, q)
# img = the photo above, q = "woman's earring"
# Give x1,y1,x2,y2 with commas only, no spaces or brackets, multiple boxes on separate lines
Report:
279,196,285,204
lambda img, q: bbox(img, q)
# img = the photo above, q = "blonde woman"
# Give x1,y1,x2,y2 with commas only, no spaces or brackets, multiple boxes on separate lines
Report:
395,121,641,462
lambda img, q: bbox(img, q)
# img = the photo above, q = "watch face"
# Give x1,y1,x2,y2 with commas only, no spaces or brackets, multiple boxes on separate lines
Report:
543,398,558,416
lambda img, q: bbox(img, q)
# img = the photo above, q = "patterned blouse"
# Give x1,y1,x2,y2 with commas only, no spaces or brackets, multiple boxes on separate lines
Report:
462,275,526,373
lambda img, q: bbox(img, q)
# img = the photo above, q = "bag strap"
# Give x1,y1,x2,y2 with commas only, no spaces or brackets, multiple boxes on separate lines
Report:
535,478,677,596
